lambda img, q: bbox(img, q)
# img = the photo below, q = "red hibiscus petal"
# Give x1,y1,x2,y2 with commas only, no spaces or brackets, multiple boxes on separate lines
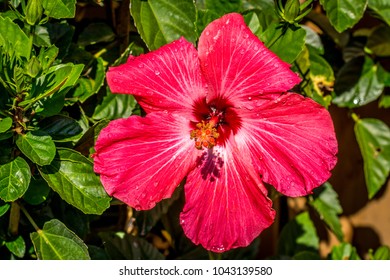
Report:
198,13,300,106
93,111,200,210
106,37,206,120
236,93,338,196
180,139,275,252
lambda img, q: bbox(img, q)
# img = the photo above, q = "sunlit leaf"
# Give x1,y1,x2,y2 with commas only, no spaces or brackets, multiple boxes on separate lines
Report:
354,118,390,199
131,0,197,50
319,0,367,32
330,243,361,260
0,157,31,202
39,148,111,214
277,211,319,257
16,131,56,166
5,235,26,258
368,0,390,26
372,246,390,260
0,16,30,58
0,200,10,217
31,219,90,260
42,0,76,19
310,183,343,241
0,117,12,133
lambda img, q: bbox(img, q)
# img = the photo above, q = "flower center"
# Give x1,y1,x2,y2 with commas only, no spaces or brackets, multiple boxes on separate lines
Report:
190,116,220,150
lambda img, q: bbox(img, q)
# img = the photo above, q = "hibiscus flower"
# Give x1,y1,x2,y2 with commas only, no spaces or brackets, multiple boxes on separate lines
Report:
93,13,338,252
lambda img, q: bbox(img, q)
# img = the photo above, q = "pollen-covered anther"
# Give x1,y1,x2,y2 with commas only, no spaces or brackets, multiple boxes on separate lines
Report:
190,121,220,149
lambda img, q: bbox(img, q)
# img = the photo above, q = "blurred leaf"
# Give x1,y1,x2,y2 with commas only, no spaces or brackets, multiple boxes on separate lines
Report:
277,211,319,257
330,243,361,260
0,16,30,58
366,25,390,56
368,0,390,26
39,148,111,215
372,246,390,260
0,117,12,133
23,176,51,205
0,200,10,217
16,131,56,166
31,219,90,260
195,9,220,36
74,119,109,155
292,251,321,260
93,88,139,120
261,24,306,63
39,115,82,142
78,22,115,47
319,0,367,33
0,157,31,202
88,245,109,260
303,25,324,54
5,235,26,258
45,22,74,58
354,118,390,199
204,0,241,16
379,95,390,108
99,232,165,260
130,0,197,50
309,183,343,241
42,0,76,19
333,56,384,108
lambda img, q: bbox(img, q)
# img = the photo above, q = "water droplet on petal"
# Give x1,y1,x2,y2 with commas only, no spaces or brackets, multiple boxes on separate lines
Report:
155,70,160,75
205,31,210,36
248,96,252,100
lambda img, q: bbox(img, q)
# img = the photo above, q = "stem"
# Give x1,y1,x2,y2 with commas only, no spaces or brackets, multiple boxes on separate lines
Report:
208,251,222,260
8,202,20,235
19,203,40,232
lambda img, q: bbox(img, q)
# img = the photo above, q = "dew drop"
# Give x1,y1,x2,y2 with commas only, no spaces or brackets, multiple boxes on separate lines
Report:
205,31,210,36
138,64,144,68
353,98,360,105
243,33,249,39
248,96,252,100
155,70,160,75
253,45,259,51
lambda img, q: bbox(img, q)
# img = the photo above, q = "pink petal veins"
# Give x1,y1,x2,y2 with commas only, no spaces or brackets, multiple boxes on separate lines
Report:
235,92,338,196
93,112,201,210
198,13,300,107
106,37,207,120
180,138,275,252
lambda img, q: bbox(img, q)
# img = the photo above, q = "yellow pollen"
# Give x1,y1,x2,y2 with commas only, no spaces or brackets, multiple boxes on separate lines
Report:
190,120,220,150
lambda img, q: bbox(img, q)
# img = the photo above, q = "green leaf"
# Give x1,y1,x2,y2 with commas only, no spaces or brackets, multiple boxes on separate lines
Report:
379,95,390,108
366,25,390,56
292,251,321,260
204,0,242,16
368,0,390,26
277,211,319,257
0,117,12,133
330,243,361,260
23,176,51,205
39,148,111,215
78,22,115,47
130,0,197,50
354,118,390,199
333,56,384,108
42,0,76,19
372,246,390,260
31,219,90,260
319,0,367,33
0,200,10,217
0,157,31,202
93,88,139,120
309,183,344,241
99,232,165,260
5,235,26,258
0,16,30,58
302,25,324,54
261,24,306,63
16,131,56,166
39,115,82,142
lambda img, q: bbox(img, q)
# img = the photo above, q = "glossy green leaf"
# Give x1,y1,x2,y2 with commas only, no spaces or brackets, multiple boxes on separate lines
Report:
0,200,10,217
23,176,51,205
319,0,367,32
42,0,76,19
303,25,324,54
93,88,139,120
130,0,197,50
31,219,90,260
5,235,26,258
16,131,56,166
0,16,30,58
39,115,82,141
39,148,111,215
372,246,390,260
99,232,165,260
310,183,343,241
368,0,390,26
333,56,384,108
205,0,242,16
366,25,390,56
0,157,31,202
330,243,361,260
261,24,306,63
277,211,319,257
354,118,390,199
33,25,51,47
0,117,12,133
